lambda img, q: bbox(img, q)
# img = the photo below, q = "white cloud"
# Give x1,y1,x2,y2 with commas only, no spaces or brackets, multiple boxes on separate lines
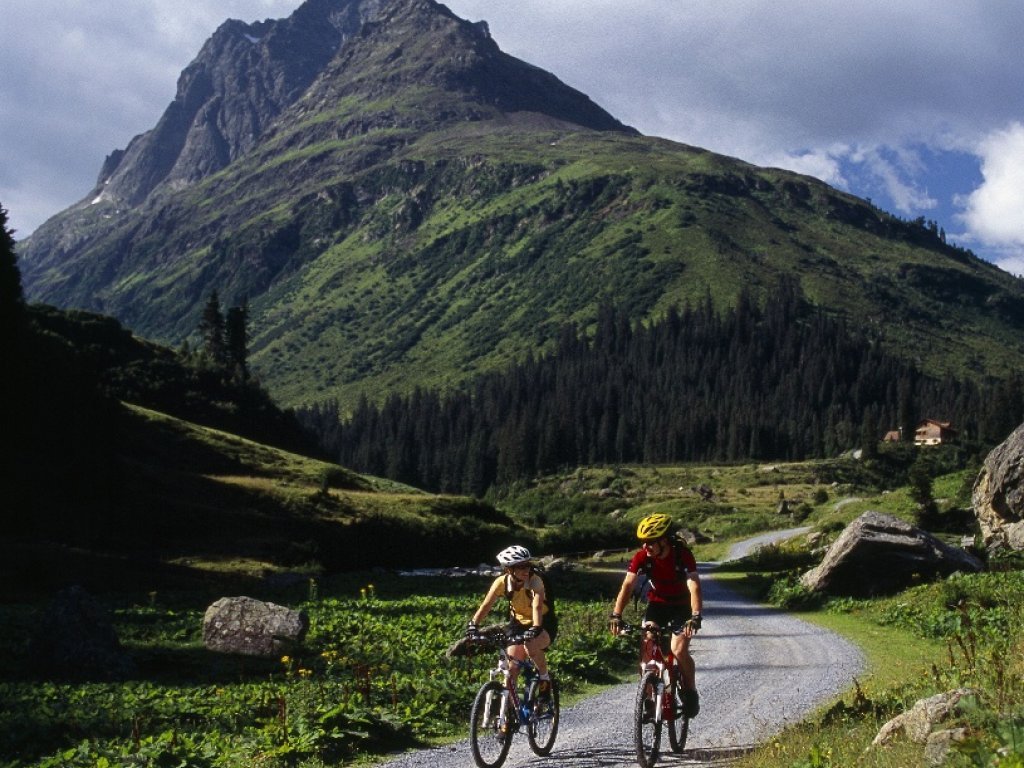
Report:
992,252,1024,278
759,149,847,188
960,123,1024,247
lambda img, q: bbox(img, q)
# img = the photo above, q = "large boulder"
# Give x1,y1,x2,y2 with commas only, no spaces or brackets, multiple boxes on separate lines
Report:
972,421,1024,551
800,512,983,597
28,585,135,680
203,596,308,657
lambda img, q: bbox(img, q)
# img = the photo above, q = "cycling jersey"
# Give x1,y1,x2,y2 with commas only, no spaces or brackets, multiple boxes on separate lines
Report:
627,544,698,605
491,572,550,626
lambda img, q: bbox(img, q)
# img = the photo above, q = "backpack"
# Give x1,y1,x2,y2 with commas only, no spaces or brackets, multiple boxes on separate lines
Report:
632,541,693,607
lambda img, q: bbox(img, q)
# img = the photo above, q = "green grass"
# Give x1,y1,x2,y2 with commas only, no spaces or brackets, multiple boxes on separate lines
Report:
0,569,629,768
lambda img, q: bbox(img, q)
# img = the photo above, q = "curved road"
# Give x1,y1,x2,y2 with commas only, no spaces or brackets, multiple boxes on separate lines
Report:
722,525,812,562
376,531,863,767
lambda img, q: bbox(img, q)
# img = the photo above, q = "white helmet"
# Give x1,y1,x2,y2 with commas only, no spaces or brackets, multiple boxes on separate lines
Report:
497,545,532,567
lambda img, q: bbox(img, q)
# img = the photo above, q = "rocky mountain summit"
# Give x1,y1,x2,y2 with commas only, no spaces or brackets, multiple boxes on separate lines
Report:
51,0,632,216
96,0,391,208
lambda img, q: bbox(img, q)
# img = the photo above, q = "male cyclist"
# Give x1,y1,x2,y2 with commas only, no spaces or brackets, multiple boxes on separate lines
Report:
610,513,703,717
467,545,556,701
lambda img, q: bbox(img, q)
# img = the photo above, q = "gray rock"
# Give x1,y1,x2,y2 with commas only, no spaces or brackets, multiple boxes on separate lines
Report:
800,511,983,596
872,688,975,746
203,596,308,657
28,585,135,680
925,727,970,766
972,421,1024,551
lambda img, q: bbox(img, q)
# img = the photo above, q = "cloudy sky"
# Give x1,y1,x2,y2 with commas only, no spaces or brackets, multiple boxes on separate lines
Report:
3,0,1024,274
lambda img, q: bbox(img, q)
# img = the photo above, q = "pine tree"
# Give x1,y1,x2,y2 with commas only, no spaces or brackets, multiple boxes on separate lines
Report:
225,300,249,379
198,291,227,367
1,204,24,337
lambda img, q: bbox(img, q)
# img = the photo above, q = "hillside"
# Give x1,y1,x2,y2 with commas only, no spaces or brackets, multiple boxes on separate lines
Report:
4,401,518,599
18,0,1024,412
2,273,517,597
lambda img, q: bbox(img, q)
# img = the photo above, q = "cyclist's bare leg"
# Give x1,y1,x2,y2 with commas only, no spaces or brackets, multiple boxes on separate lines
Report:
524,630,550,676
670,631,696,691
507,643,528,686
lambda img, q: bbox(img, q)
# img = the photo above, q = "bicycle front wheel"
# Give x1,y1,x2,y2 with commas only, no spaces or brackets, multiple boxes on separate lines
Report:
634,671,662,768
469,681,513,768
665,676,689,753
526,678,560,756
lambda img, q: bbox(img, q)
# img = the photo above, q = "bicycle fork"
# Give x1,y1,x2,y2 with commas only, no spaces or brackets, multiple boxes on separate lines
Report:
486,681,522,735
645,665,676,725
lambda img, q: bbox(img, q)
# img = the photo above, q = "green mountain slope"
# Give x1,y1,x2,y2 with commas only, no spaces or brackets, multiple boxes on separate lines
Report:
5,401,517,597
3,293,516,596
19,0,1024,411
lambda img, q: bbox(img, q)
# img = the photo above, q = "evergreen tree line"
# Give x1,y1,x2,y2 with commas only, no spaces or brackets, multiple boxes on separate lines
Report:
195,290,249,381
303,279,1024,496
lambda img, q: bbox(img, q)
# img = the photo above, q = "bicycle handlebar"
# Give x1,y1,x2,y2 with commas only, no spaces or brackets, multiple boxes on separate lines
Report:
616,618,699,636
466,631,528,647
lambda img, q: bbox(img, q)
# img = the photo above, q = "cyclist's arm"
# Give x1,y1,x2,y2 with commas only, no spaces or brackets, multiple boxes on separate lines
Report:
611,570,638,618
687,572,703,617
471,576,506,625
527,575,546,627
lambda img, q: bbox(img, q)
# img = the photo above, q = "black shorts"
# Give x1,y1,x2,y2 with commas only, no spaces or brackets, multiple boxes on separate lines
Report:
509,616,558,646
642,602,691,635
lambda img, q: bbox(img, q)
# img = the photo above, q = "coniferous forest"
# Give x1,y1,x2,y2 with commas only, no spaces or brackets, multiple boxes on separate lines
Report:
298,279,1024,496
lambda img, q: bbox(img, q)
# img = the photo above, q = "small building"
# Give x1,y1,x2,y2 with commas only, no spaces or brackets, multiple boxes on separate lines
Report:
914,419,957,446
882,429,902,443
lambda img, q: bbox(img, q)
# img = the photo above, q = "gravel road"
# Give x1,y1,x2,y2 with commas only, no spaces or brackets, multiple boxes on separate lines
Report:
723,526,812,561
375,531,863,768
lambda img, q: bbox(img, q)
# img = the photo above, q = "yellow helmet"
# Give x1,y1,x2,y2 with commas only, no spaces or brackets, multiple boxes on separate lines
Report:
637,513,672,541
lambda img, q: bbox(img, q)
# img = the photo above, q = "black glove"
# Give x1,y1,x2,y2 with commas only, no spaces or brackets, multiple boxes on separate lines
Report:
609,613,623,632
687,614,702,632
523,625,542,640
466,621,479,639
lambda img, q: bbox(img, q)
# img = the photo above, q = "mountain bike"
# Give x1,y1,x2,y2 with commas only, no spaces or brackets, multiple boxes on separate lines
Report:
466,630,560,768
620,621,689,768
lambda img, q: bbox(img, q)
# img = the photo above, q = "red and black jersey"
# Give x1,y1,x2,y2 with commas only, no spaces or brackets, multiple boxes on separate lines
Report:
627,544,698,605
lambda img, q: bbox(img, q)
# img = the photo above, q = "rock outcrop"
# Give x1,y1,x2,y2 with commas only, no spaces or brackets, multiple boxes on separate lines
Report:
800,511,983,597
872,688,975,766
972,421,1024,551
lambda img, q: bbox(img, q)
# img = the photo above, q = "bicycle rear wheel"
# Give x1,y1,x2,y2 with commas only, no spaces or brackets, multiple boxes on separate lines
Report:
469,681,513,768
633,671,662,768
665,677,689,753
526,678,560,756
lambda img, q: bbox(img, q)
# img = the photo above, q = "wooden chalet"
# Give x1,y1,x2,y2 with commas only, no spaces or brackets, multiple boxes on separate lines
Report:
914,419,957,446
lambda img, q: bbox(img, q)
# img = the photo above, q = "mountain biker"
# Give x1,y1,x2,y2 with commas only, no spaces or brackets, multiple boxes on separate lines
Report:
610,513,703,717
467,545,555,700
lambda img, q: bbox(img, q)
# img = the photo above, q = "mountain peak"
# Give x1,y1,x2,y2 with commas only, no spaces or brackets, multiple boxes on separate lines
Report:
88,0,631,209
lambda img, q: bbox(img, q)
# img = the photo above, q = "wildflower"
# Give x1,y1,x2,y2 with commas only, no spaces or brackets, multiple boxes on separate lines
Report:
299,668,313,678
281,655,291,665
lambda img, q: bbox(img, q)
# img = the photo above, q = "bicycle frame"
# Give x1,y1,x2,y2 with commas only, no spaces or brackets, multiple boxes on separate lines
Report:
488,646,537,732
634,624,678,718
640,624,676,674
